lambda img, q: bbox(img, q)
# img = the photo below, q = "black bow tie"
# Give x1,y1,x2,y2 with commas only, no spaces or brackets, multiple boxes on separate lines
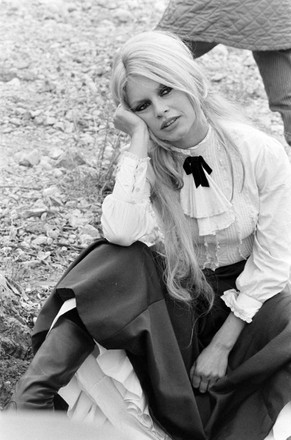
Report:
183,156,212,188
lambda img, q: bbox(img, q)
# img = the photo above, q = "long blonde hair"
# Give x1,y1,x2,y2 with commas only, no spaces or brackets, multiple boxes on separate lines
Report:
111,31,246,308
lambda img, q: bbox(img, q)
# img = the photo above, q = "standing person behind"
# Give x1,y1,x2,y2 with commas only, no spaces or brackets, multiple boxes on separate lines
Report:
157,0,291,147
9,31,291,440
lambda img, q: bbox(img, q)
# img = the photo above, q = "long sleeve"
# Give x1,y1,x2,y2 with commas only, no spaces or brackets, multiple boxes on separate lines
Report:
101,152,161,247
222,136,291,322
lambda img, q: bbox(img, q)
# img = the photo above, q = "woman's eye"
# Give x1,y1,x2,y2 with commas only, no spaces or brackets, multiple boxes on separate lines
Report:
135,102,149,112
160,86,172,96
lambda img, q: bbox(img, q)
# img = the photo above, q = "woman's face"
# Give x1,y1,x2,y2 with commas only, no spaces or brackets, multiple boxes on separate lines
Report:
126,75,208,149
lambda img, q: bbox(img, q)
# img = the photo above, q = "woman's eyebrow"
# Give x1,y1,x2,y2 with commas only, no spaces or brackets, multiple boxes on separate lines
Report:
129,83,164,108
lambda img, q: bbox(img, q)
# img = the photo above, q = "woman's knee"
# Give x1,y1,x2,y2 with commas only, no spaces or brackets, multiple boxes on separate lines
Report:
251,291,291,339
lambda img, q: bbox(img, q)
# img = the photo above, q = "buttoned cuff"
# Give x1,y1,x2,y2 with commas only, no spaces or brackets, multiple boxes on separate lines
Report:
221,290,263,323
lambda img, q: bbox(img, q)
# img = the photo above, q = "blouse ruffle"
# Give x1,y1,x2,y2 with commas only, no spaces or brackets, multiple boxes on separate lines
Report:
181,172,235,236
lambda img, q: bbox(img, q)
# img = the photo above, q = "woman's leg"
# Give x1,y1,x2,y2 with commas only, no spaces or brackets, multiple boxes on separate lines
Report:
48,241,206,439
9,311,95,410
253,49,291,146
206,290,291,439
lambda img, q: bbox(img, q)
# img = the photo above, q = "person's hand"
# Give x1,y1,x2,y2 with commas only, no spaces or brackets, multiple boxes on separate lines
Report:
190,312,246,393
113,104,152,157
113,104,149,138
190,342,229,393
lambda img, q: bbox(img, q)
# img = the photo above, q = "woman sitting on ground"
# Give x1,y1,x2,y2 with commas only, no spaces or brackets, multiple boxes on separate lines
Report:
10,31,291,440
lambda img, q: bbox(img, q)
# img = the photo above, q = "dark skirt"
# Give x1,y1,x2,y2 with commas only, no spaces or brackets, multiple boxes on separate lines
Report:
32,239,291,440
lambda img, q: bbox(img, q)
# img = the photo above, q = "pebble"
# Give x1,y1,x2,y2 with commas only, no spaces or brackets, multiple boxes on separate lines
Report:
79,224,100,238
43,185,60,198
112,8,134,23
51,168,64,178
18,149,40,167
39,156,53,170
49,147,63,159
55,151,87,169
7,77,21,87
79,234,94,247
3,127,13,133
31,235,48,246
44,116,57,126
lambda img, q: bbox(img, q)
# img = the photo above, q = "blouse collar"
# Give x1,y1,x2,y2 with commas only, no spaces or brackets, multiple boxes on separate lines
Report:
170,126,212,156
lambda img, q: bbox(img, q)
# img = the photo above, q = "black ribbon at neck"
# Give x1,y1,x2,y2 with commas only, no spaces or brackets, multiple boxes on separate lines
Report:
183,156,212,188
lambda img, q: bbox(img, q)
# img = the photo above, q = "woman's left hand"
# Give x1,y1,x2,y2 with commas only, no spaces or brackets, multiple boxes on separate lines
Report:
190,312,246,393
190,342,229,393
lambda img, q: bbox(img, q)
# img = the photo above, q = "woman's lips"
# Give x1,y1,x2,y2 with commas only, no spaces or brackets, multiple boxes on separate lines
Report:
161,116,180,130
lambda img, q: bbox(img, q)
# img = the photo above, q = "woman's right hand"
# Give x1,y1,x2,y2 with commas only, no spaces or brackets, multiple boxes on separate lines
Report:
113,104,151,157
113,104,148,138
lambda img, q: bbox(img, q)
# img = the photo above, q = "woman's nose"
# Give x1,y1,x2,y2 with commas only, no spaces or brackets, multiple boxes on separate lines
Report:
153,100,168,118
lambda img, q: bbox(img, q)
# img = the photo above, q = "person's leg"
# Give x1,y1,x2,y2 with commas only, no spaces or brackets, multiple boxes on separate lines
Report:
253,49,291,146
203,289,291,439
53,241,206,438
185,40,217,58
9,311,95,410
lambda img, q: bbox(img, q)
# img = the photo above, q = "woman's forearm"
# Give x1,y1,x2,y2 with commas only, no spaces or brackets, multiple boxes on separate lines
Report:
211,312,246,352
191,312,247,392
128,127,150,158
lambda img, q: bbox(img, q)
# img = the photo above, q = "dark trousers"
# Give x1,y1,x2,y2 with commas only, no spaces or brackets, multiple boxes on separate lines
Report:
189,40,291,146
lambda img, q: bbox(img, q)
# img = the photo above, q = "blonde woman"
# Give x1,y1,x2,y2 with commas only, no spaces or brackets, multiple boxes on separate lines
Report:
10,31,291,440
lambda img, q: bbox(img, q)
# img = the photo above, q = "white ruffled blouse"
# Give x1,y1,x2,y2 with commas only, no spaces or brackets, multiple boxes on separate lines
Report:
101,123,291,322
